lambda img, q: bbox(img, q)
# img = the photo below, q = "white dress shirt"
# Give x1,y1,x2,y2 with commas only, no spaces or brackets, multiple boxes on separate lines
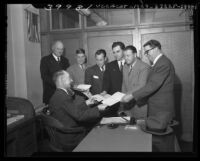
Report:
52,53,60,61
118,59,125,69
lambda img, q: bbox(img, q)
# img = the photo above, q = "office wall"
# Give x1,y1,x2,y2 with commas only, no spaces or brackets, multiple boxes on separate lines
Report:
7,4,43,108
7,4,27,98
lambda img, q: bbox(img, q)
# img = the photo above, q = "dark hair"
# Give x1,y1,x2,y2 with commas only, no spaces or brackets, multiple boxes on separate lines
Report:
52,70,66,84
124,45,137,54
95,49,107,58
76,48,85,55
112,42,125,50
143,40,161,50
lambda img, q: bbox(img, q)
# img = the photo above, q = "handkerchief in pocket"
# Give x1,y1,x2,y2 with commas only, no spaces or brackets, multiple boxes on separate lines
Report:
93,75,99,79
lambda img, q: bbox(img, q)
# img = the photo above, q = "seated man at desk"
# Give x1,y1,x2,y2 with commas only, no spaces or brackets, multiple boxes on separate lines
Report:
48,70,107,151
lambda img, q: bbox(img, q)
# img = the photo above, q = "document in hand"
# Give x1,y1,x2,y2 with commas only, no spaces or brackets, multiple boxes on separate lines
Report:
100,117,130,124
76,84,91,91
102,92,125,106
92,94,111,102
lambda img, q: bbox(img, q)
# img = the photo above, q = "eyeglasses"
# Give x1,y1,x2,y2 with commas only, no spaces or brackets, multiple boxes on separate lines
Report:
144,47,155,55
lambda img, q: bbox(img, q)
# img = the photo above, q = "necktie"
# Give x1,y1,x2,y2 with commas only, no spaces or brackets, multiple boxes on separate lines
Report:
57,57,60,62
120,61,123,71
128,65,132,76
81,64,85,70
101,66,105,72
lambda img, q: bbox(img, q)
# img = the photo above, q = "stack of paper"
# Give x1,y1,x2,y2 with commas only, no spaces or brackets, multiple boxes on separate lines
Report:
102,92,125,106
92,94,111,102
100,117,130,124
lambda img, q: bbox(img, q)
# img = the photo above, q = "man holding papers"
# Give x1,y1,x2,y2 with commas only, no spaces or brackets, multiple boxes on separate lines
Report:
48,70,107,151
121,40,175,120
120,45,150,118
101,42,125,116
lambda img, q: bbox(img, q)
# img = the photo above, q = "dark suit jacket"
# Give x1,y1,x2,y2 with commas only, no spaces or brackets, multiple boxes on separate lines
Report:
102,60,123,95
132,55,175,119
49,89,100,147
40,54,69,104
85,64,105,95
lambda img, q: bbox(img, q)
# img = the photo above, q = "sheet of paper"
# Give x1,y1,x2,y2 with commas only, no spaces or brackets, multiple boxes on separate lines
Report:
92,94,111,102
76,84,91,91
102,92,125,106
100,117,130,124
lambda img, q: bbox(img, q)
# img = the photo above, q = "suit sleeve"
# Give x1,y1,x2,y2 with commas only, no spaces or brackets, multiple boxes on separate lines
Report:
102,66,110,93
121,77,126,93
40,58,55,87
129,67,150,94
63,57,70,69
62,99,100,122
84,68,92,85
133,63,170,101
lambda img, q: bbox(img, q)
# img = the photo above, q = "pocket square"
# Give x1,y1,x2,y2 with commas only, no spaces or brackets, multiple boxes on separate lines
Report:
93,75,99,79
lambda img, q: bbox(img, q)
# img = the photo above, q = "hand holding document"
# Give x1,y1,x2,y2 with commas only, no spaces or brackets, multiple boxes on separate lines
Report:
100,117,130,124
97,104,108,111
92,94,111,102
102,92,125,106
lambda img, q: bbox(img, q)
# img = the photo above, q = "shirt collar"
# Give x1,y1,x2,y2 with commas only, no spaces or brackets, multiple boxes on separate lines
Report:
79,64,86,69
118,59,125,66
100,65,106,71
52,53,60,61
152,54,163,67
58,88,69,95
130,59,137,69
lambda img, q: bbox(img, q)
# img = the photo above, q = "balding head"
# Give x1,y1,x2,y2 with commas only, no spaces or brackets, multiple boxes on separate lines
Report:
53,70,73,89
52,40,64,57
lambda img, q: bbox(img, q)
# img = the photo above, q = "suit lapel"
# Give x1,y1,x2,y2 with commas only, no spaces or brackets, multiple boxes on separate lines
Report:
94,65,103,81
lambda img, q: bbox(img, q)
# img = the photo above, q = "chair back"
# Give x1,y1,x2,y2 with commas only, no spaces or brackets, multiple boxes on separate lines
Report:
40,112,86,152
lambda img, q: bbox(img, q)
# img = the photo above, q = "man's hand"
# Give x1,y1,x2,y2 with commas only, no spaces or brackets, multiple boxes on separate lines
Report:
97,104,107,111
83,89,92,99
86,97,96,106
100,91,107,96
121,93,134,103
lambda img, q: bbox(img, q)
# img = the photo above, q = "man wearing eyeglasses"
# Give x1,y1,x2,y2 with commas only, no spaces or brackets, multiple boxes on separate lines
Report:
121,40,175,121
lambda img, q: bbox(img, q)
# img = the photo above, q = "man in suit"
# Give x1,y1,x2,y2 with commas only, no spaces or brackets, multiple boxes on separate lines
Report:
101,42,125,116
40,40,69,105
120,45,150,118
49,70,107,151
85,49,107,95
67,48,87,86
121,40,175,120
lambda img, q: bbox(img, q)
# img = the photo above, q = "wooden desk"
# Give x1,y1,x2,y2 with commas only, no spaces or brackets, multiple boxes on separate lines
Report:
73,124,152,152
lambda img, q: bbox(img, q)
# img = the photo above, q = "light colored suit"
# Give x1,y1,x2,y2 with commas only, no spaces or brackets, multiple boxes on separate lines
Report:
67,64,87,85
121,58,150,118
